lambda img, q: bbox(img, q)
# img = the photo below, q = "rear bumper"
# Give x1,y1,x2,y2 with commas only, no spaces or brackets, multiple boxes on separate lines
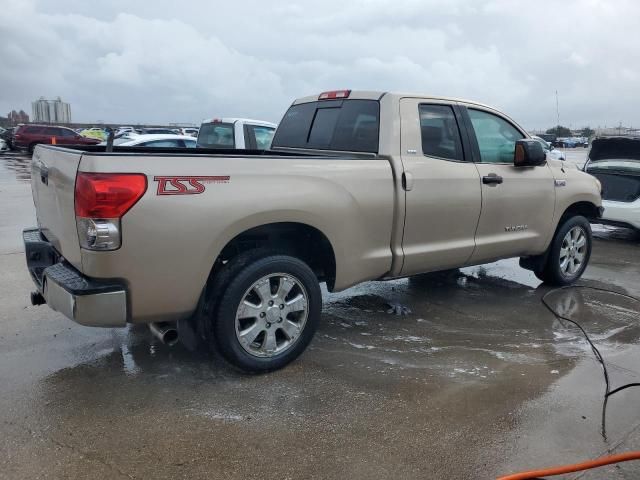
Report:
23,228,128,327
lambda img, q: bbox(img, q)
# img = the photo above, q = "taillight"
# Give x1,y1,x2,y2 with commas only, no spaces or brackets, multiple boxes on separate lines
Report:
318,90,351,100
75,173,147,250
75,173,147,218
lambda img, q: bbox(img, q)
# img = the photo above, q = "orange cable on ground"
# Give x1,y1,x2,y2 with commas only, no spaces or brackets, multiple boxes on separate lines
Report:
497,451,640,480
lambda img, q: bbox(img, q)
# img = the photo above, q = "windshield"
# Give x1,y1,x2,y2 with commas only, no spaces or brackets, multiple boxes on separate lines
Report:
272,99,380,153
197,122,235,148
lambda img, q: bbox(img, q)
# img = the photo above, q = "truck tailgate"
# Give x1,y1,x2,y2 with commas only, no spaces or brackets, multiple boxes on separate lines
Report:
31,146,82,269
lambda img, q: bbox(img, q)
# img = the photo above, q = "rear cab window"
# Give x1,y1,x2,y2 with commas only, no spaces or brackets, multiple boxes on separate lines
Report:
272,99,380,153
197,122,235,148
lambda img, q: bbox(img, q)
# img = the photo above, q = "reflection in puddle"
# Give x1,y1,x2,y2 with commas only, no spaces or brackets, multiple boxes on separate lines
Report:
0,153,32,182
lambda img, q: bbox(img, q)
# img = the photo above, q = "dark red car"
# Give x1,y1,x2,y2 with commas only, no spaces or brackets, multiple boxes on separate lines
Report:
13,125,101,153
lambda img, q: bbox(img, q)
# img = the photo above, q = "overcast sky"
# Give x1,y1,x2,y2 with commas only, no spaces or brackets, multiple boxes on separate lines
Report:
1,0,639,129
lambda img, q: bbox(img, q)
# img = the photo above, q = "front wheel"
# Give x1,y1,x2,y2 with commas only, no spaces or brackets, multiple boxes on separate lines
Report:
536,216,592,286
211,253,322,372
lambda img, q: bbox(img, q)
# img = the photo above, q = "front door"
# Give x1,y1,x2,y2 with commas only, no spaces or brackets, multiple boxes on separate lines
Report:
399,98,482,276
461,106,556,263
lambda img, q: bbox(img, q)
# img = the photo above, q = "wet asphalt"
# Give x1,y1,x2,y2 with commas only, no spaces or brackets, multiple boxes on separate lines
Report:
0,150,639,479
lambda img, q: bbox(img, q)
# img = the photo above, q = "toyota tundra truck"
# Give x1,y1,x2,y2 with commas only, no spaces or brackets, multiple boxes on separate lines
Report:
24,90,603,372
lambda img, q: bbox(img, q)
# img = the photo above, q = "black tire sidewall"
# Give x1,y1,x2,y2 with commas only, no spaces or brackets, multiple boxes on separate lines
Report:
212,255,322,372
545,215,592,285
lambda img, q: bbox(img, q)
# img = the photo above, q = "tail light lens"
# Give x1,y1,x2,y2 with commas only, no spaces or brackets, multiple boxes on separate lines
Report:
75,173,147,250
75,173,147,218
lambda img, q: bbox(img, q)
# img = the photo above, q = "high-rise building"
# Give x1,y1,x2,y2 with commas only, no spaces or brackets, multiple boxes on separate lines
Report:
32,97,72,123
7,110,30,124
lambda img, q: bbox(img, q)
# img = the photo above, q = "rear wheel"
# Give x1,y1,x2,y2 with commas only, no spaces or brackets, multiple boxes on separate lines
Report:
210,252,322,372
536,216,592,286
28,143,38,154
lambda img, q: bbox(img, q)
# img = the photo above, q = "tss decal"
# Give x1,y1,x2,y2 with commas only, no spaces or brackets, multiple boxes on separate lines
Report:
154,176,230,195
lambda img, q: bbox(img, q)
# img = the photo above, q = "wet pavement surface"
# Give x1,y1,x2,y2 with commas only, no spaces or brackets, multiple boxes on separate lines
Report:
1,151,639,479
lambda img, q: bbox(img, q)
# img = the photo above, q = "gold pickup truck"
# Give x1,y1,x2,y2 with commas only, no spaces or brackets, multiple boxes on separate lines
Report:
24,90,602,371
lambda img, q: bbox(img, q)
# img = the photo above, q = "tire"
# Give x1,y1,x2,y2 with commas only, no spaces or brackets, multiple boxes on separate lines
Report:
28,143,38,154
537,215,592,286
209,252,322,372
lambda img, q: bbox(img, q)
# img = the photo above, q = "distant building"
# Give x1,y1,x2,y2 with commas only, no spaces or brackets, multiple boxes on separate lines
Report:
7,110,30,125
32,97,71,123
595,126,640,138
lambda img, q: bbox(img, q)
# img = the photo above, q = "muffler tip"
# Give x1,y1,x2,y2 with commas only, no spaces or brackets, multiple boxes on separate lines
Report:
163,328,179,347
149,322,179,347
30,291,46,306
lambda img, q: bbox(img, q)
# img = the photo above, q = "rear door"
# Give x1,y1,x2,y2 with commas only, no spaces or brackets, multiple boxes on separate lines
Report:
399,98,482,275
54,128,77,145
461,106,555,262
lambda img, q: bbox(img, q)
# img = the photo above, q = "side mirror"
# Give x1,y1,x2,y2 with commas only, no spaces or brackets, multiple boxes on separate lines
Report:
514,139,546,167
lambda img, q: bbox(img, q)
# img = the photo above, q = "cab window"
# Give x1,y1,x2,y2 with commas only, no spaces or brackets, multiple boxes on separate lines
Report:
244,125,276,150
468,109,524,163
418,104,464,161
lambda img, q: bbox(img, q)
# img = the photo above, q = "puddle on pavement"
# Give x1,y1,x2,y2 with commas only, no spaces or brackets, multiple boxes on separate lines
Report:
0,152,32,183
318,257,640,384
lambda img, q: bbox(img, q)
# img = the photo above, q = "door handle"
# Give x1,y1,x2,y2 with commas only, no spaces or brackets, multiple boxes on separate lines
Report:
40,164,49,185
402,171,414,191
482,173,503,185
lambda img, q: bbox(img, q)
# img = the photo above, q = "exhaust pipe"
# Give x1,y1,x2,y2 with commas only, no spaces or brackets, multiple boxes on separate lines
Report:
149,322,179,346
30,291,46,306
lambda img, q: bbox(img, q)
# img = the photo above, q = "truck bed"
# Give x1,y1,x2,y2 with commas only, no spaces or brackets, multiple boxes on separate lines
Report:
30,144,396,323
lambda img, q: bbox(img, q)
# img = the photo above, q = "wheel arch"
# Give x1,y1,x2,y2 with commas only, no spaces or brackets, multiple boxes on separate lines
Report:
559,201,601,222
212,220,338,291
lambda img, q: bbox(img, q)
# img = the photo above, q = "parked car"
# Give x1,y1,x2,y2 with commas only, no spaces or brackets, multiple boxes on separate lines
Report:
0,127,14,150
100,134,197,148
537,133,556,145
115,126,136,137
180,127,199,137
557,137,576,148
23,90,602,372
13,125,101,153
80,128,108,141
532,135,566,161
584,136,640,231
0,138,8,153
197,118,276,149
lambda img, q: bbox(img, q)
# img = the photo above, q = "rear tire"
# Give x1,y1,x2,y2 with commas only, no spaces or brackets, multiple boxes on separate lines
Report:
209,252,322,372
536,215,592,286
28,143,38,154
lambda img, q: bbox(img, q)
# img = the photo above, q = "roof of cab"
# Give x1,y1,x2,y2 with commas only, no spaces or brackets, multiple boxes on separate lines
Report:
291,90,497,111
